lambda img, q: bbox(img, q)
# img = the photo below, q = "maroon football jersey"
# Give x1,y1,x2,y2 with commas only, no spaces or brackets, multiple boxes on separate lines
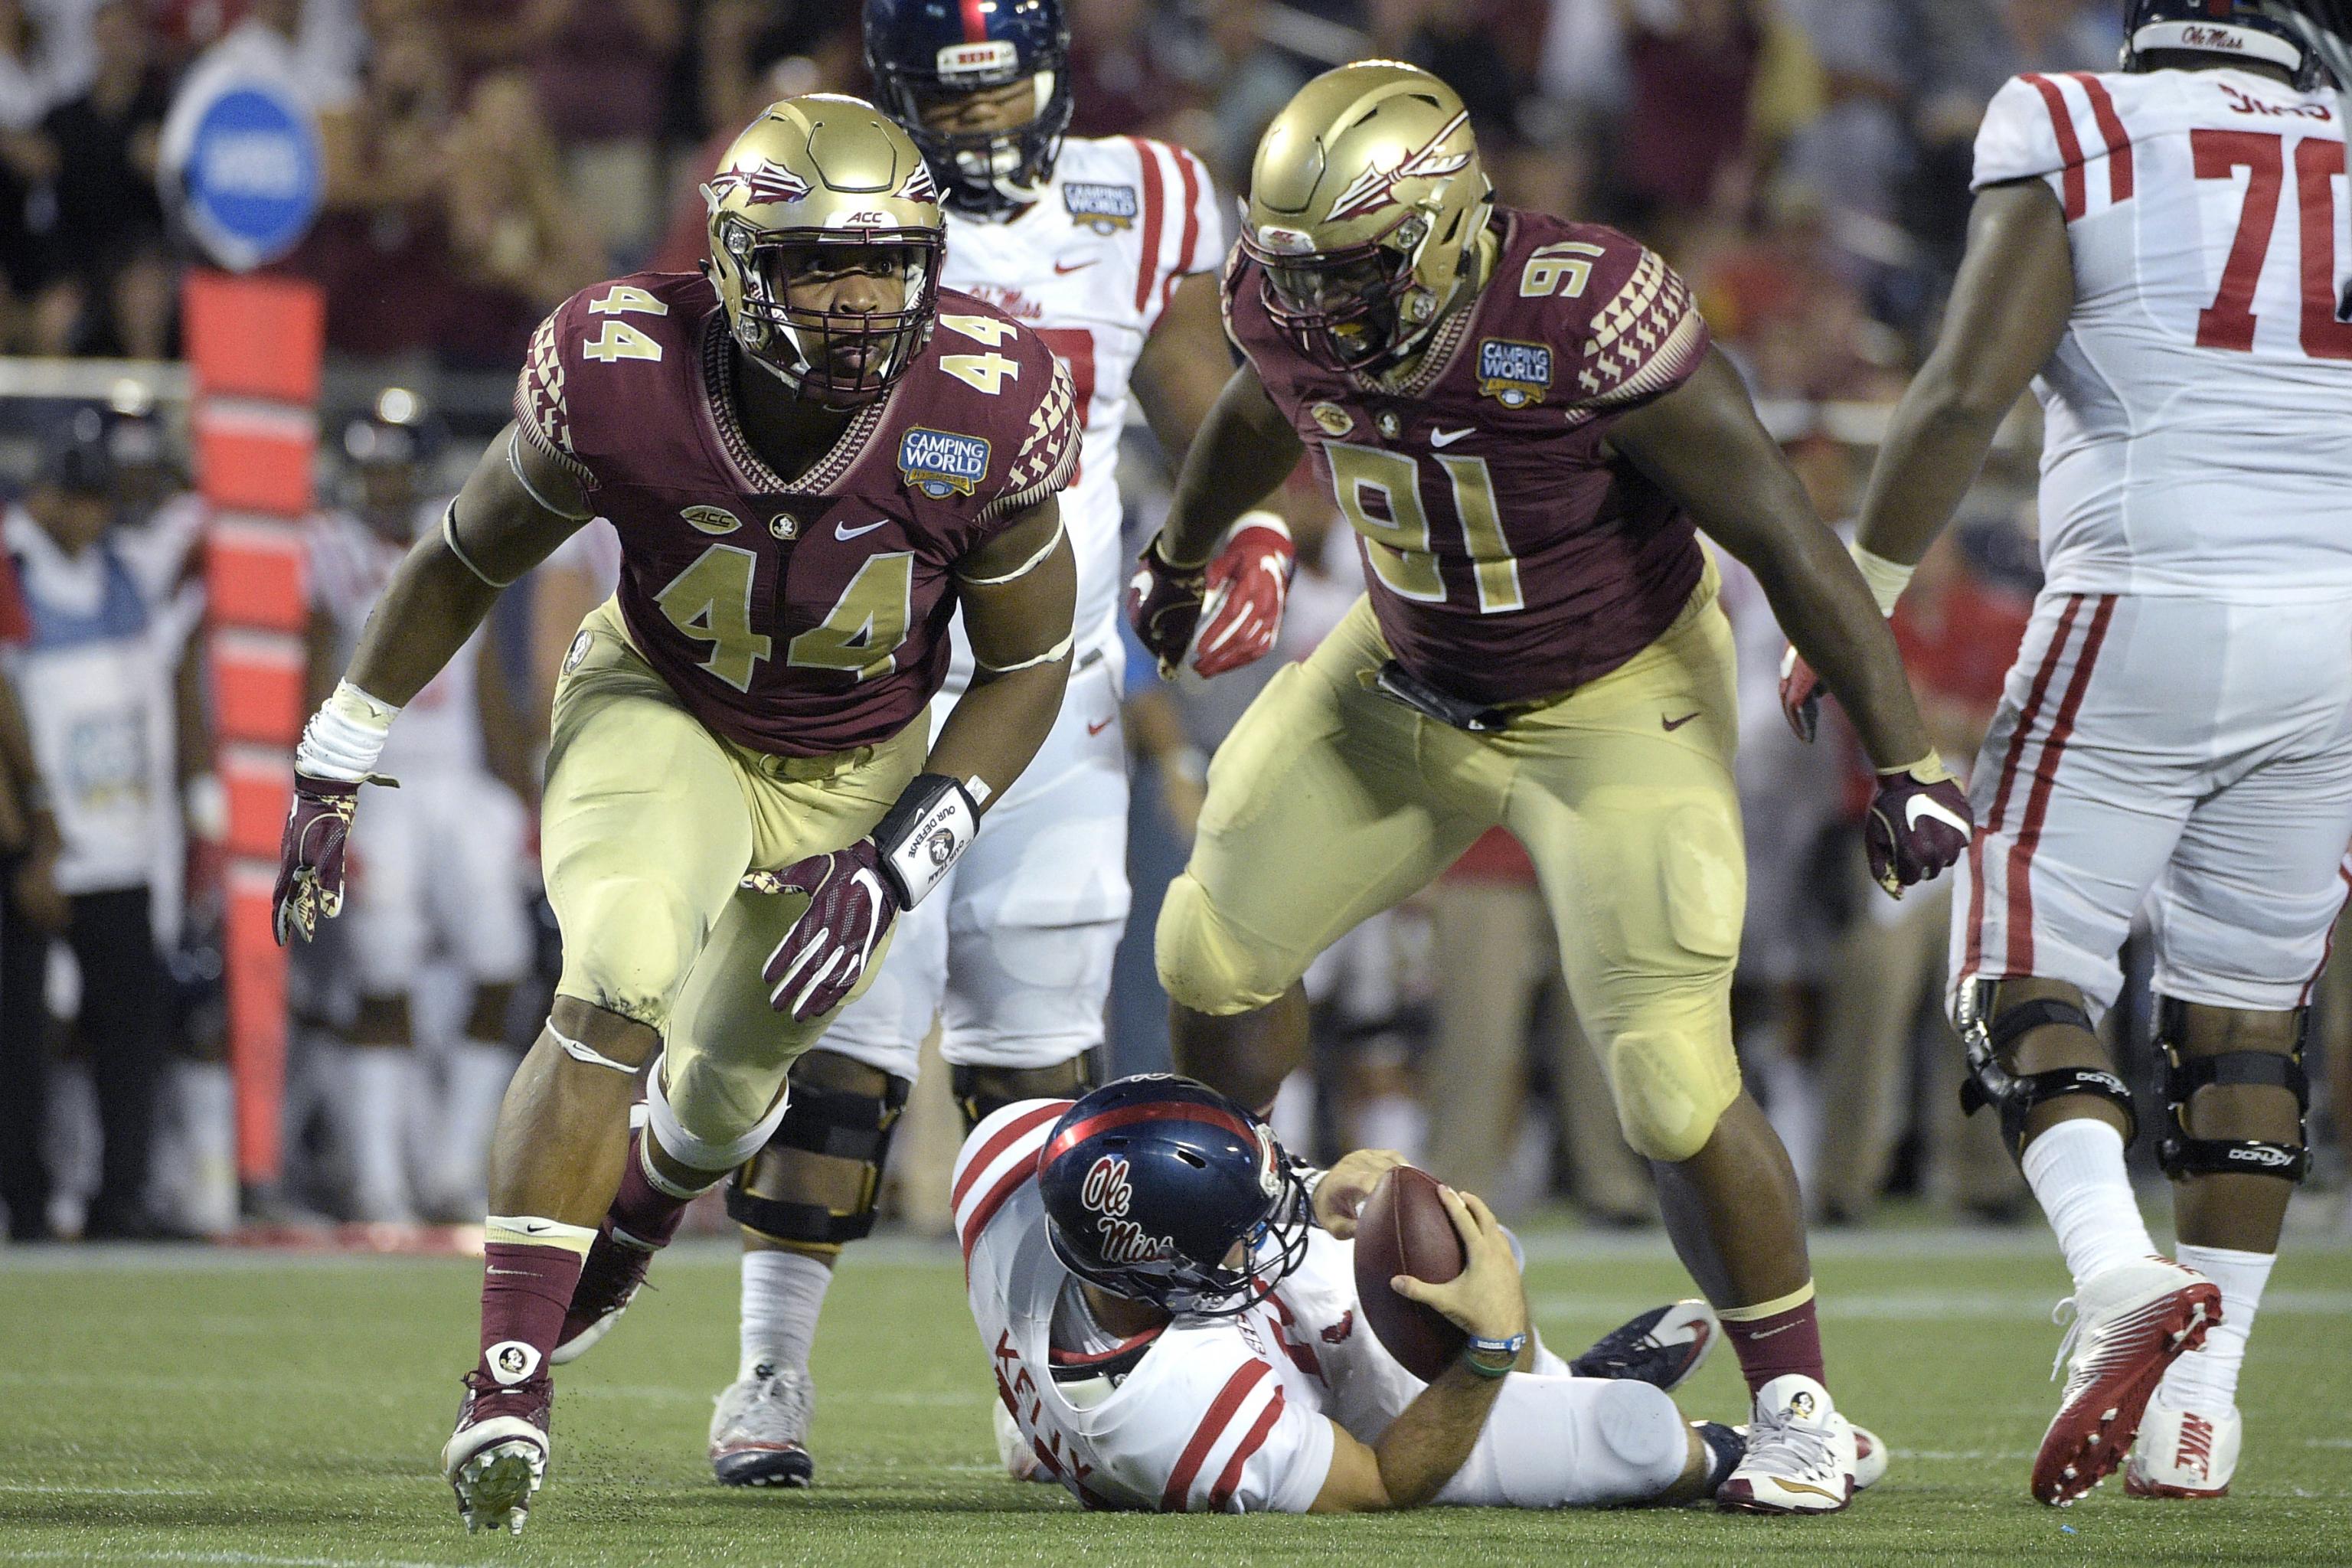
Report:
514,271,1078,756
1225,208,1711,705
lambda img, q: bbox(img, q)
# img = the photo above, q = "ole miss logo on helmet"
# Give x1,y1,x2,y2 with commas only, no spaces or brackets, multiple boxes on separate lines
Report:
1081,1155,1172,1264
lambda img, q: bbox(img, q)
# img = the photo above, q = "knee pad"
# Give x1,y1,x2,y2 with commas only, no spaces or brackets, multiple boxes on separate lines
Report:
2153,999,2311,1182
1155,874,1290,1016
1606,1029,1733,1164
727,1051,910,1252
1955,982,2138,1159
648,1054,792,1178
950,1050,1102,1134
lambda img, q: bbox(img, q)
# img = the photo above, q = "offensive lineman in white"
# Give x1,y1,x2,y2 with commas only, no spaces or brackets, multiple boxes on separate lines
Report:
304,393,537,1222
959,1076,1887,1513
1781,0,2352,1506
704,0,1294,1485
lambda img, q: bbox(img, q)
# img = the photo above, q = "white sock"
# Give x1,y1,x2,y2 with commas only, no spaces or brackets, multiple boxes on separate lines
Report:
2020,1119,2158,1287
740,1249,834,1381
2158,1243,2275,1411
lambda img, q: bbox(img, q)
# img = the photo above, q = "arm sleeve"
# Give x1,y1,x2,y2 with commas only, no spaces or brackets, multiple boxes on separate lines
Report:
513,299,601,492
1563,240,1712,416
1136,139,1227,334
1148,1351,1332,1514
1973,74,2073,191
975,350,1080,527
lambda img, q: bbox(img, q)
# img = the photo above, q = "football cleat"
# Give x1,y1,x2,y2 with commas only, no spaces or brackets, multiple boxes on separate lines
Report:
709,1363,816,1488
2034,1256,2220,1506
2125,1400,2240,1499
1717,1375,1858,1514
551,1221,658,1366
1569,1299,1715,1392
441,1370,551,1535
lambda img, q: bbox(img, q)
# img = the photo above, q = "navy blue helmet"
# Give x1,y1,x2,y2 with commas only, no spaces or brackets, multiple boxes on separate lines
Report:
2123,0,2330,80
864,0,1073,218
1037,1076,1313,1317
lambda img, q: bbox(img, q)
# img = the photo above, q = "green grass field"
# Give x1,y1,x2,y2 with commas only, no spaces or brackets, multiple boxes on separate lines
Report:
3,1223,2347,1567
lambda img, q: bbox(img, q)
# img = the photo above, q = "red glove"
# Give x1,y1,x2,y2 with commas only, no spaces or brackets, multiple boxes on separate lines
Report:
272,772,363,945
1866,757,1972,897
1125,533,1209,679
1778,643,1827,743
1191,514,1296,679
747,841,900,1021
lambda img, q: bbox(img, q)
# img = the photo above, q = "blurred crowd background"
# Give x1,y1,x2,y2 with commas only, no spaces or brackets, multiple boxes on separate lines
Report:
2,0,2349,1245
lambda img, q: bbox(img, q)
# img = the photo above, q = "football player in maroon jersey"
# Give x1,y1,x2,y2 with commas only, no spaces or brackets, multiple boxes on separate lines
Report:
271,97,1083,1534
1126,63,1968,1513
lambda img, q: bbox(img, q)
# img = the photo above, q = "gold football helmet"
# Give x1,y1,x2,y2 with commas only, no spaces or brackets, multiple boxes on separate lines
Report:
704,94,947,405
1241,62,1493,372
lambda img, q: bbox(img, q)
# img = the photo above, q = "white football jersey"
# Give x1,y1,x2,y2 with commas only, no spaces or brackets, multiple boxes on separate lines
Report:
938,135,1225,684
1973,67,2352,597
956,1099,1436,1514
305,502,486,776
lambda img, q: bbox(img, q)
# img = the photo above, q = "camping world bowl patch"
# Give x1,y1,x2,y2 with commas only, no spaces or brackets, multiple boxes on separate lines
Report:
1476,339,1552,407
1063,181,1138,234
898,427,991,498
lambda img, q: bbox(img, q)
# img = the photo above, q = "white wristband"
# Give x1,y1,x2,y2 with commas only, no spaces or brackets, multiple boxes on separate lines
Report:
1227,509,1290,546
294,681,400,782
874,773,978,910
1849,543,1915,618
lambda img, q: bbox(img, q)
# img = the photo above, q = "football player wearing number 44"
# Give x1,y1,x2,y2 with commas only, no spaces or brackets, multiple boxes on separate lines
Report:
1782,0,2352,1508
1127,61,1971,1513
271,98,1088,1535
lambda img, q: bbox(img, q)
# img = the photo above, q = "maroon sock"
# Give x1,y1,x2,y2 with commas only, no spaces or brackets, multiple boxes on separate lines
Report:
605,1129,703,1251
1722,1292,1826,1397
477,1240,584,1386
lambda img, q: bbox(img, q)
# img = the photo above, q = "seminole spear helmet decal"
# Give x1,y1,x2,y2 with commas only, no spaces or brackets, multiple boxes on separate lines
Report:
1241,62,1494,374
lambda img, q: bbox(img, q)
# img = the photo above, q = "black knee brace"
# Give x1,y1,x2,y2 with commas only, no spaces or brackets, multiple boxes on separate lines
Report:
2153,999,2311,1182
1956,982,2138,1158
951,1049,1104,1133
726,1075,911,1247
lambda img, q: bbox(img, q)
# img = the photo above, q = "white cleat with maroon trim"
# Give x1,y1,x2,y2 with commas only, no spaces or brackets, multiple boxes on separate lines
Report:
2033,1256,2220,1506
1717,1375,1858,1513
2126,1400,2239,1498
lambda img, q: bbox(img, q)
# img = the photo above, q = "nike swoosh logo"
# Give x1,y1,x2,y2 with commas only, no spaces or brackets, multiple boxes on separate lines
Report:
1087,717,1113,736
1906,795,1970,835
1054,259,1096,274
1661,712,1701,732
1745,1320,1798,1338
1429,427,1475,447
519,1221,553,1234
836,519,888,541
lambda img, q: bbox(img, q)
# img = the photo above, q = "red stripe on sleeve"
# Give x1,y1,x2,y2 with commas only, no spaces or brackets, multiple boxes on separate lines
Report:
2022,74,2087,220
1208,1389,1286,1511
950,1100,1067,1209
1130,136,1167,315
1965,594,2085,979
2003,594,2115,977
2069,74,2134,204
1161,1360,1269,1512
958,1155,1038,1266
1174,146,1204,276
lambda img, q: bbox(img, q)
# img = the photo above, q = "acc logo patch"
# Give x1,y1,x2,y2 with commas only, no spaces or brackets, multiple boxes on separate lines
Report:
682,505,741,535
898,427,991,498
1063,181,1138,234
1309,401,1355,437
1476,339,1553,407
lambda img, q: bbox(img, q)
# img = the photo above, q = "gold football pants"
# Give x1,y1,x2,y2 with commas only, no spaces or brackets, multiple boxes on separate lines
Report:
1159,564,1746,1162
543,599,924,1151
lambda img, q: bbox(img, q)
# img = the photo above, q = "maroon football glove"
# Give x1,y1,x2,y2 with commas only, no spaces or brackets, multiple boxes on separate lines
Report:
272,771,364,946
1125,534,1209,680
1192,516,1297,679
1778,643,1827,744
747,841,900,1021
1867,758,1973,897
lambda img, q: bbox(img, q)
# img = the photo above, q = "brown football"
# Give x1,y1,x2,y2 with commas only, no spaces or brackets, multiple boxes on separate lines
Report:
1351,1166,1467,1381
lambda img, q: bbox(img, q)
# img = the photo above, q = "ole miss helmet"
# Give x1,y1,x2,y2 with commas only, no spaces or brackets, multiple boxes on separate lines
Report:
864,0,1073,218
2124,0,2344,83
1037,1076,1313,1317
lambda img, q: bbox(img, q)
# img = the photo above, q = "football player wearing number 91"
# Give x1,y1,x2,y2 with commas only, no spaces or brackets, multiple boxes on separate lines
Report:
1781,0,2352,1508
698,0,1264,1491
1126,61,1970,1513
270,96,1083,1535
